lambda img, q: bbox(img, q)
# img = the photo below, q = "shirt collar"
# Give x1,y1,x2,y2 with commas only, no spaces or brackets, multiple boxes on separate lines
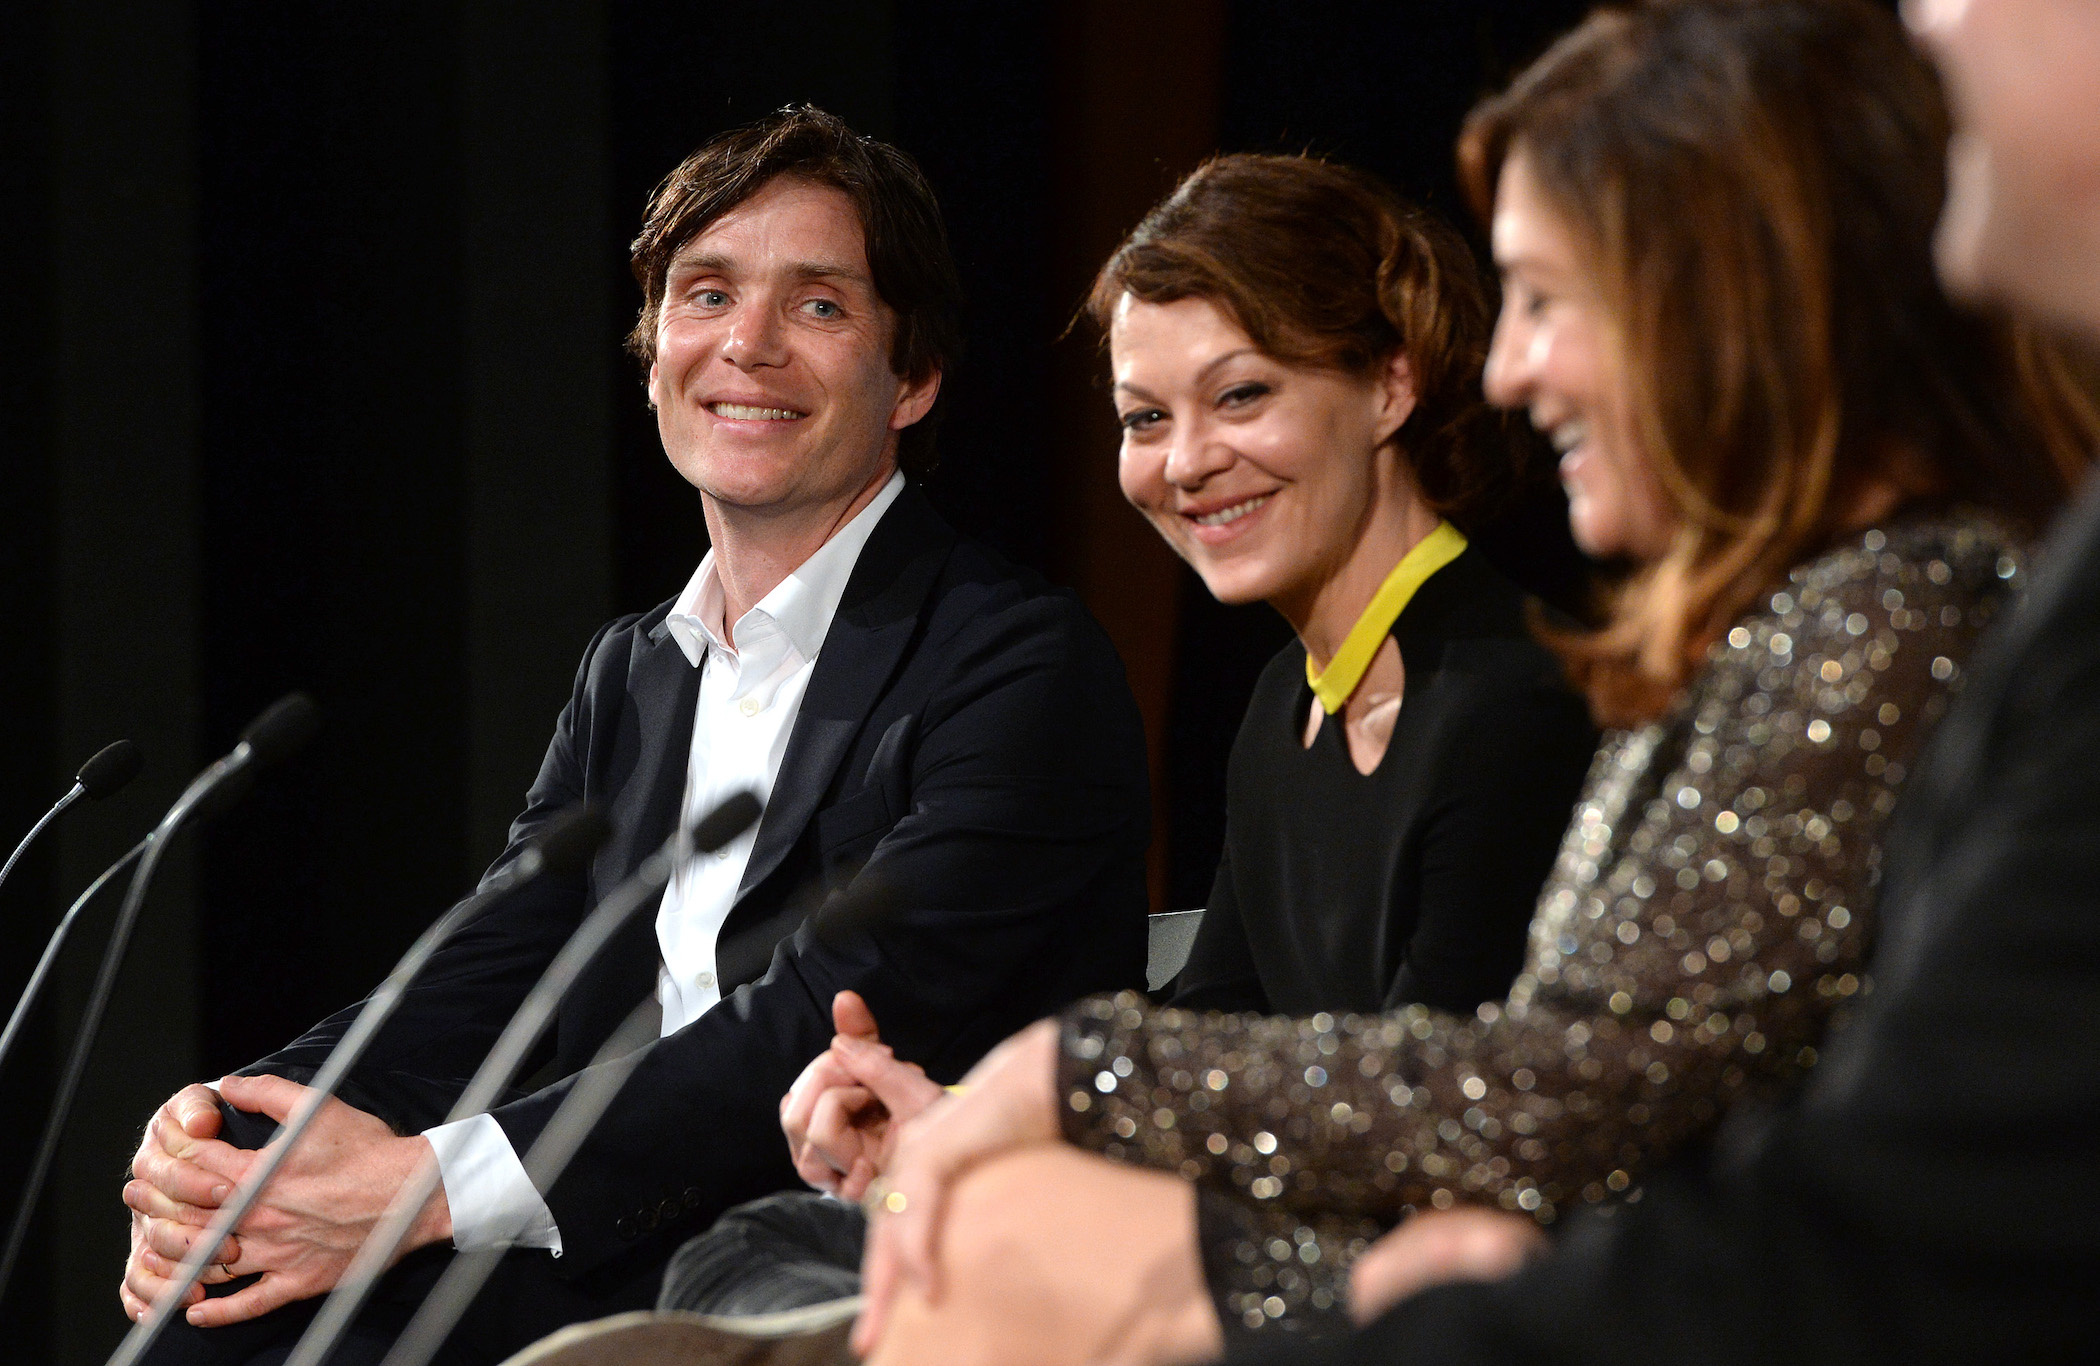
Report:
663,469,906,669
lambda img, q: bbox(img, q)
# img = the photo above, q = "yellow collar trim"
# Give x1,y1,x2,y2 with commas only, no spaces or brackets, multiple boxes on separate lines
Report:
1305,521,1467,715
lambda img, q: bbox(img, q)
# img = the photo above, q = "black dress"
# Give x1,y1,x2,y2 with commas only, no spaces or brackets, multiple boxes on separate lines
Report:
1171,544,1598,1018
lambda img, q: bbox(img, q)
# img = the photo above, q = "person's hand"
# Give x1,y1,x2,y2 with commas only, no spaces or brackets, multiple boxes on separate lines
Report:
779,991,944,1199
854,1017,1062,1355
120,1074,453,1327
1346,1207,1549,1325
861,1146,1222,1366
120,1084,242,1322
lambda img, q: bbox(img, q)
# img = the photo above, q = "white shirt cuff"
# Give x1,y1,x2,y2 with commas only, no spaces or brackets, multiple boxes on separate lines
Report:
423,1113,563,1255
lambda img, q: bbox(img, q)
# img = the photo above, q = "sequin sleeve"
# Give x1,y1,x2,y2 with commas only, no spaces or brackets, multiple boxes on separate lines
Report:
1058,519,2019,1333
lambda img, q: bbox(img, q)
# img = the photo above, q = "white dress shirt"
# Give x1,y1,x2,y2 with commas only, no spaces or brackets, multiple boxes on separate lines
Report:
426,471,905,1255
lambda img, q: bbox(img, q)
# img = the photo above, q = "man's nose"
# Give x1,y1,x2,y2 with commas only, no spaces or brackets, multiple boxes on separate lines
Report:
721,304,790,370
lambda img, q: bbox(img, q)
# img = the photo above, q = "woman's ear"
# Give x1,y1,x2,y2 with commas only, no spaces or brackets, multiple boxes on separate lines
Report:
1374,351,1419,447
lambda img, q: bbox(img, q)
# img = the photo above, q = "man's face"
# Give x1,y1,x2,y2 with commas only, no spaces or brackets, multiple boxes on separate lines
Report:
648,176,939,519
1906,0,2100,333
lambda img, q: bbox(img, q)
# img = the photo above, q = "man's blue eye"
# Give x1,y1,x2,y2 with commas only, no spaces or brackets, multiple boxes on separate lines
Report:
807,299,841,318
698,289,727,307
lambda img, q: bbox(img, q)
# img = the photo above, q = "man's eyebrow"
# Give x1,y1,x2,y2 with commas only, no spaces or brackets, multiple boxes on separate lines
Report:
663,251,869,287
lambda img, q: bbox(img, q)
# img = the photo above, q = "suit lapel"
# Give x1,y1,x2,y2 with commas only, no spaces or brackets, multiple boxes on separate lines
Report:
576,613,699,1049
735,486,953,903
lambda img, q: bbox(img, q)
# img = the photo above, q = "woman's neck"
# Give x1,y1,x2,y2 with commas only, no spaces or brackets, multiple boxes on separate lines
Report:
1279,491,1446,668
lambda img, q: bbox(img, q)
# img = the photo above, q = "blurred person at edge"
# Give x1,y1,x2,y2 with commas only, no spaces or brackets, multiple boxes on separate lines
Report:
631,153,1601,1343
837,2,2100,1364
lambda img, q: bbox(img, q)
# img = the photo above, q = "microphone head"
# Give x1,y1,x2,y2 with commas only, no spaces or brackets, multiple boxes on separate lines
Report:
76,739,144,800
532,805,611,877
688,790,762,855
239,692,321,769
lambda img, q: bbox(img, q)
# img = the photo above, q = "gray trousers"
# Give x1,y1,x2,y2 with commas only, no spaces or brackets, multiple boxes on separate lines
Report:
659,1191,868,1316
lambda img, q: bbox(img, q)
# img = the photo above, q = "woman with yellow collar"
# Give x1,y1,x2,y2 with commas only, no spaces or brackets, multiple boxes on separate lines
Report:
1104,153,1596,1022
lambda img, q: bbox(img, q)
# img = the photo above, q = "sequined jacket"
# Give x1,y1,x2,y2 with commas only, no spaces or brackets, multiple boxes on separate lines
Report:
1057,516,2022,1335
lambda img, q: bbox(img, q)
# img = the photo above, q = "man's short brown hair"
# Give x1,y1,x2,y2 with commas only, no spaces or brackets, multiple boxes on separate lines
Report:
628,105,965,476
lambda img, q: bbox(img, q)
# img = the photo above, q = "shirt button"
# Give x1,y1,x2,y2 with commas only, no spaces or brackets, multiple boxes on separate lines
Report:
738,696,761,717
697,971,715,988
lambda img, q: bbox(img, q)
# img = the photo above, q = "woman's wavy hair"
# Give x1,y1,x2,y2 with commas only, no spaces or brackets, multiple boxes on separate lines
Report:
1085,153,1516,527
1460,0,2098,726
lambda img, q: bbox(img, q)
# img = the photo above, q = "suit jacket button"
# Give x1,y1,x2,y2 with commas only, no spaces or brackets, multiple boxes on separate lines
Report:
638,1207,659,1233
659,1198,682,1224
683,1186,703,1210
616,1217,637,1240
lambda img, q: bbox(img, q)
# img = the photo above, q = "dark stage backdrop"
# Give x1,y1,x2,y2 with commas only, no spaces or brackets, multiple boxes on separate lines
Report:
1,2,1586,1357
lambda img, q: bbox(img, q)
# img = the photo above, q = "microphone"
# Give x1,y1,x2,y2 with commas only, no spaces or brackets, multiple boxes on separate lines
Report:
0,738,143,900
0,697,318,1302
0,743,150,1076
384,845,898,1366
107,804,613,1366
281,791,763,1366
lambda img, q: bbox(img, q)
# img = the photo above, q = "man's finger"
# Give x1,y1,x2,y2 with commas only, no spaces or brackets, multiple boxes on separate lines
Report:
123,1251,204,1320
832,989,881,1042
124,1179,221,1228
169,1084,225,1142
215,1072,311,1124
136,1127,239,1207
183,1270,309,1328
142,1211,240,1268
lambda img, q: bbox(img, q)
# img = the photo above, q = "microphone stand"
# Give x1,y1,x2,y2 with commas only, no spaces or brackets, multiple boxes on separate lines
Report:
279,791,761,1366
0,699,317,1302
105,805,612,1366
381,995,663,1366
0,836,149,1078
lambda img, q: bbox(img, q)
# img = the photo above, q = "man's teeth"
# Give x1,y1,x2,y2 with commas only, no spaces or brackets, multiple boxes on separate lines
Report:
1549,420,1587,454
711,402,804,421
1193,495,1270,527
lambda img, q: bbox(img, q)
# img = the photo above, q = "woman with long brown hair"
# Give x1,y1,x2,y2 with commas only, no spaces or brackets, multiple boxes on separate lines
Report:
842,3,2097,1362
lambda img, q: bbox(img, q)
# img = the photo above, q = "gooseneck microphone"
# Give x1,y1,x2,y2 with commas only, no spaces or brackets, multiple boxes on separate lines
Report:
107,803,614,1366
0,697,318,1302
0,738,144,900
282,791,763,1366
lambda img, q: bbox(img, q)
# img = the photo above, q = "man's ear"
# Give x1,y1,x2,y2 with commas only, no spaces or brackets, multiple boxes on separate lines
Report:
646,359,663,412
1374,350,1419,448
889,367,943,433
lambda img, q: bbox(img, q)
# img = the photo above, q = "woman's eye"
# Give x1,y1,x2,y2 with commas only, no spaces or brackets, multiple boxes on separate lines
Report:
1118,407,1165,433
1219,382,1270,408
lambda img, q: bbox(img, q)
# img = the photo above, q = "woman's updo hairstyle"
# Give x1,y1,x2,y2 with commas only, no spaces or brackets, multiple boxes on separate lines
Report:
1086,153,1515,526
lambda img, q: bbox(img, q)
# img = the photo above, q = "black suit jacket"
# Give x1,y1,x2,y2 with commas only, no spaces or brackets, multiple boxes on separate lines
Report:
249,485,1150,1279
1238,482,2100,1366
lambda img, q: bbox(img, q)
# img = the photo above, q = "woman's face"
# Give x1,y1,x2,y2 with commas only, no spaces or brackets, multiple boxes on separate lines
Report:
1109,293,1416,609
1483,151,1675,561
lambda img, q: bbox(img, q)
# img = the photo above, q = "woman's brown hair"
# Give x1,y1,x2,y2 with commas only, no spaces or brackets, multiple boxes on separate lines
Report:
1086,153,1515,526
1459,0,2097,726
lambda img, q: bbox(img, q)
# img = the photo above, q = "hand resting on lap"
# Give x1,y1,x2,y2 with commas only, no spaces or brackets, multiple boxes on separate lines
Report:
118,1073,451,1327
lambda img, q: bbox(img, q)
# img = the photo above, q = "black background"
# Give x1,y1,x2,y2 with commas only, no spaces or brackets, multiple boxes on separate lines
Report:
0,2,1591,1355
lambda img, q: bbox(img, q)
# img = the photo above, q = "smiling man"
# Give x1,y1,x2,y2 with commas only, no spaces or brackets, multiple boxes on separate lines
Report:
118,106,1150,1364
